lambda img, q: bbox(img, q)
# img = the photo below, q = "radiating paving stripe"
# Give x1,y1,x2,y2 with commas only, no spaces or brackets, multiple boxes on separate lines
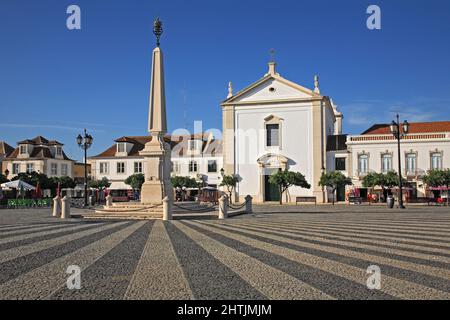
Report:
194,220,450,300
0,223,57,232
0,222,106,252
0,221,134,285
240,221,450,259
252,219,450,251
125,221,193,300
0,223,80,240
185,221,395,300
0,221,143,300
165,222,266,300
50,221,153,300
289,220,450,237
175,221,332,300
219,221,450,279
273,220,450,245
198,221,450,294
276,218,450,238
0,222,110,263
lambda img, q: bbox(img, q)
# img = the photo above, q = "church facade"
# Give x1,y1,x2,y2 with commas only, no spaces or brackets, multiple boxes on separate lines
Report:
221,61,343,203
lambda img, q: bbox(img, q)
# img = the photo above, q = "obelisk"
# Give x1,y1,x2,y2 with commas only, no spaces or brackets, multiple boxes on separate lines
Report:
139,18,173,204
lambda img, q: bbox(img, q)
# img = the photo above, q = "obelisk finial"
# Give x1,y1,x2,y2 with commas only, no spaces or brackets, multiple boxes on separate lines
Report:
153,17,163,47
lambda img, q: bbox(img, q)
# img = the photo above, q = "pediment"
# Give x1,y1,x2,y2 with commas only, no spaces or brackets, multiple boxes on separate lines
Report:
223,74,319,105
257,153,289,167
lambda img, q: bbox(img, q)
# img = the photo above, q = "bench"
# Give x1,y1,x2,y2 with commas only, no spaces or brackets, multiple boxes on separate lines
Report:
295,196,317,205
349,196,362,204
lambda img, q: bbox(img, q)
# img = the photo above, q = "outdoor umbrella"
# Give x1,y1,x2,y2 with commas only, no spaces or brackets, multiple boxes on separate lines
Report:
0,180,36,191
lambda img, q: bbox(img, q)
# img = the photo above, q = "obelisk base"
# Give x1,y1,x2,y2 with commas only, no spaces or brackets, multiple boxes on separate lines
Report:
140,180,165,205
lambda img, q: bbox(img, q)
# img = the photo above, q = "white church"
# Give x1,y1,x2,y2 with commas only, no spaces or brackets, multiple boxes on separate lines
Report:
221,61,344,203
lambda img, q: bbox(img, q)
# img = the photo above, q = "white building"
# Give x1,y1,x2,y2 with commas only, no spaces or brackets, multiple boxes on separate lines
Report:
89,134,222,197
3,136,74,179
347,121,450,200
221,61,343,203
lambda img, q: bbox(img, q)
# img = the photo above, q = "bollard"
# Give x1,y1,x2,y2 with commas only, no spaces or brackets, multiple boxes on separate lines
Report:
61,196,71,219
218,195,228,219
105,194,113,207
245,195,253,214
162,196,172,221
52,195,61,217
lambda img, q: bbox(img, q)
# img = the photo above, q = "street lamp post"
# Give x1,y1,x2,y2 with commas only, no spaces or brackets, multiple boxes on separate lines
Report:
76,129,93,207
390,114,409,209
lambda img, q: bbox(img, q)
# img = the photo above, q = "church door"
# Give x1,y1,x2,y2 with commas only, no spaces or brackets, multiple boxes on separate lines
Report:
264,175,280,202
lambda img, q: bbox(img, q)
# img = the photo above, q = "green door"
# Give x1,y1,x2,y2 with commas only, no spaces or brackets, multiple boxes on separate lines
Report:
264,175,280,202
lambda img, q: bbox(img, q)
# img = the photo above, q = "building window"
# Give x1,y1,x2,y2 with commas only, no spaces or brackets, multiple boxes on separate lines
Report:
61,164,68,176
117,162,125,174
172,161,180,173
99,162,109,174
19,145,27,155
266,124,279,147
381,154,392,173
208,160,217,173
406,153,417,175
358,154,369,174
431,152,442,170
12,163,19,174
51,163,58,175
189,160,198,173
26,163,34,173
335,157,346,171
56,147,62,156
134,162,143,173
117,143,126,153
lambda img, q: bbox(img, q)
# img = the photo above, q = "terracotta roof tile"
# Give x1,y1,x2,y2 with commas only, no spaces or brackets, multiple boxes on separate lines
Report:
362,121,450,135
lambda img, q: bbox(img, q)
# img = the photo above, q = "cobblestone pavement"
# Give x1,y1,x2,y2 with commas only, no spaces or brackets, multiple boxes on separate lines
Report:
0,205,449,300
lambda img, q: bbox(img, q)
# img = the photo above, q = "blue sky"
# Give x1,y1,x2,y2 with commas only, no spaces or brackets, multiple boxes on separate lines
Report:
1,0,450,161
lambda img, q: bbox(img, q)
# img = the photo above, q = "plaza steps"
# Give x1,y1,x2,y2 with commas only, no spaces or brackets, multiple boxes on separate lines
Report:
75,201,218,220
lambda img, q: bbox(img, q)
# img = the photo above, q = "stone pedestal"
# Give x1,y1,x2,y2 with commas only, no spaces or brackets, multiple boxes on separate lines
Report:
140,134,173,205
61,196,70,219
52,195,61,217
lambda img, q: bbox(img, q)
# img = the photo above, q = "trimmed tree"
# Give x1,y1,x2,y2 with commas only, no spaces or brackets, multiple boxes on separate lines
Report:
171,176,198,189
125,173,145,191
219,174,240,204
423,169,450,204
319,171,352,205
52,176,76,189
363,171,398,202
269,169,311,205
88,177,111,190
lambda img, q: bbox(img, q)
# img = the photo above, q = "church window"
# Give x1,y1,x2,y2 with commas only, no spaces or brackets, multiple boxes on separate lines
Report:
266,124,279,147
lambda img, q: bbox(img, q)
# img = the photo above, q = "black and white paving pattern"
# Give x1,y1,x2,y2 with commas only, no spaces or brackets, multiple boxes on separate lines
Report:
0,206,449,300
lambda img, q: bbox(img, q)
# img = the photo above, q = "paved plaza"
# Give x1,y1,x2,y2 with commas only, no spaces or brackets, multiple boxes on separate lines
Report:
0,205,449,300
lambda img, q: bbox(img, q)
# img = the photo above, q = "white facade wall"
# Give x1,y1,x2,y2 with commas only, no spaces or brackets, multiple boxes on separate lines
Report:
347,133,450,197
234,103,314,199
90,154,223,190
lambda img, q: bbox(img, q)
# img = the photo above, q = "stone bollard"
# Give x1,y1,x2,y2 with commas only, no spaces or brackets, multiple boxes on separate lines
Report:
52,195,61,217
105,194,113,208
162,196,172,221
218,195,228,219
245,195,253,214
61,196,71,219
